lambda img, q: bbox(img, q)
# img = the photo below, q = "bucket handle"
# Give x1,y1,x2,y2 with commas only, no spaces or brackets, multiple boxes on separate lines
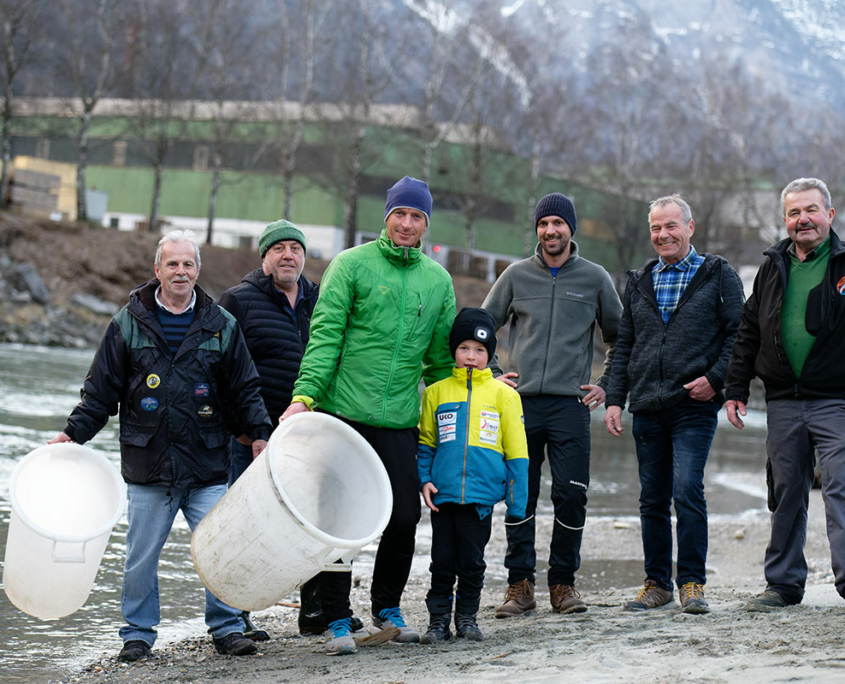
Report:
322,547,358,573
51,539,87,564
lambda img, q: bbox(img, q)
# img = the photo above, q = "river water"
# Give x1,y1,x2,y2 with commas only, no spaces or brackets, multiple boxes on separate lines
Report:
0,343,771,682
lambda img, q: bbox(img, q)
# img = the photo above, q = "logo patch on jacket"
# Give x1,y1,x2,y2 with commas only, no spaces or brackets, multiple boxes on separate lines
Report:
140,397,159,411
146,374,161,389
194,383,210,397
198,405,213,418
379,285,391,295
437,411,457,426
479,410,500,445
439,423,457,443
838,276,845,295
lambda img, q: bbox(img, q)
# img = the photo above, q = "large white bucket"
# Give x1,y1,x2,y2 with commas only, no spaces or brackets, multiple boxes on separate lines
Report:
191,412,393,611
3,443,126,619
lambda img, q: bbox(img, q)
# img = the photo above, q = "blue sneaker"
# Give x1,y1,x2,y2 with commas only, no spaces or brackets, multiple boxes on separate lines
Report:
372,607,420,643
324,618,357,655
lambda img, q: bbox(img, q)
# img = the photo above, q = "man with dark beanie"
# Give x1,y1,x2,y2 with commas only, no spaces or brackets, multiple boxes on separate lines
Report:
482,192,622,618
281,176,456,654
604,194,744,614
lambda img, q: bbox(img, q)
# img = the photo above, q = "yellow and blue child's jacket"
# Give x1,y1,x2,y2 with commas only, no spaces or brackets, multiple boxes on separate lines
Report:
418,366,529,518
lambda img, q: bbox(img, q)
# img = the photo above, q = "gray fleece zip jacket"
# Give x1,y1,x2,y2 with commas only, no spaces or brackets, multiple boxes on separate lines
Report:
481,242,622,397
605,252,745,413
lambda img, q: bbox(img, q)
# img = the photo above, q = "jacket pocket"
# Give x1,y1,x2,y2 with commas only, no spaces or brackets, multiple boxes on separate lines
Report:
199,426,228,450
119,423,156,448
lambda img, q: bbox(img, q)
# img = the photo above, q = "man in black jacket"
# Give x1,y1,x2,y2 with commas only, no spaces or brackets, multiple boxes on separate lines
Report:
49,230,272,663
220,220,317,483
604,195,744,615
220,219,334,639
726,177,845,612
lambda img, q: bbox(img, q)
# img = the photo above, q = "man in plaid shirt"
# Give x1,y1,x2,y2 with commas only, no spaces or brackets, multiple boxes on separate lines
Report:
603,195,745,615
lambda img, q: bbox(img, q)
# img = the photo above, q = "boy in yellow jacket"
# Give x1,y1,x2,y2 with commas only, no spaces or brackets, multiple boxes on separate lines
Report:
418,307,529,643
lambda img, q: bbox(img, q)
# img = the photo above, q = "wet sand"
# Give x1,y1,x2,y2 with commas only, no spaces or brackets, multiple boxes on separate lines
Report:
55,488,845,684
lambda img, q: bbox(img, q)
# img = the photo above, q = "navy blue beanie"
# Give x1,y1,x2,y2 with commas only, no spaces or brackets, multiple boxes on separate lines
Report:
534,193,577,235
384,176,432,226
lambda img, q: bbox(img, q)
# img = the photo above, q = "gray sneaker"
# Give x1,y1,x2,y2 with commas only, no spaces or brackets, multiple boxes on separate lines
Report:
372,607,420,643
324,618,357,655
745,590,788,612
624,580,673,611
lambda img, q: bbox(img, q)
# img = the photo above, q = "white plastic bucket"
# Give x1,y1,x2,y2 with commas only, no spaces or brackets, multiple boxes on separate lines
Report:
191,412,393,611
3,443,127,619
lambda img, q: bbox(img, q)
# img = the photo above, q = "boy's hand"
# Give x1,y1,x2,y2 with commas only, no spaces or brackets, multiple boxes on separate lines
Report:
421,482,439,512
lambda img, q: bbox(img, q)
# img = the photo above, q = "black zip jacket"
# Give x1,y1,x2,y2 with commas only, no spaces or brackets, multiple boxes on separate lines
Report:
64,279,272,488
606,253,745,413
219,269,317,420
725,230,845,403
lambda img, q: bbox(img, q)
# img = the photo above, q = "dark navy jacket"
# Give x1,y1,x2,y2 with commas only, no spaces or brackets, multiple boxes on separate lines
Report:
64,279,272,488
219,269,318,420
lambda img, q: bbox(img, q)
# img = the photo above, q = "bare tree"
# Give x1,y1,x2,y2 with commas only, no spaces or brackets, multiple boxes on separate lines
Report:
454,66,522,275
123,0,220,232
54,0,122,221
0,0,42,206
199,0,264,244
404,2,486,187
316,0,401,250
581,18,675,286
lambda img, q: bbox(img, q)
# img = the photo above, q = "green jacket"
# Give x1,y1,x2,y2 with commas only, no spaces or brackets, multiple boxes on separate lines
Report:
293,229,456,429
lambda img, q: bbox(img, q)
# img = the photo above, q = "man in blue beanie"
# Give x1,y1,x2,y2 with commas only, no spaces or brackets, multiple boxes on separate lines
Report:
281,176,456,654
483,192,622,619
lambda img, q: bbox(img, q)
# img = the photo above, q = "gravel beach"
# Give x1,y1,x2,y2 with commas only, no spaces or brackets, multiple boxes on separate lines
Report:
50,486,845,684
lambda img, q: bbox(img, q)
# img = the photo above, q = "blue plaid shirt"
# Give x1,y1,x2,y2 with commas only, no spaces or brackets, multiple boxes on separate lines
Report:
652,247,704,324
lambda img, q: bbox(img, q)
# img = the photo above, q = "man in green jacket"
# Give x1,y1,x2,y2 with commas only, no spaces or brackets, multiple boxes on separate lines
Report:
281,176,456,655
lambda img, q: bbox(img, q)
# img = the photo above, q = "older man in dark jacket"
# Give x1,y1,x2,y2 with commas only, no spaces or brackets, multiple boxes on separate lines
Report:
220,219,342,639
50,230,272,663
726,177,845,612
604,195,744,615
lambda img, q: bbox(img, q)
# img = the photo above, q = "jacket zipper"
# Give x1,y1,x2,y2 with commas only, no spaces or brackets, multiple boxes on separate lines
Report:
382,260,408,425
461,368,473,504
540,273,557,393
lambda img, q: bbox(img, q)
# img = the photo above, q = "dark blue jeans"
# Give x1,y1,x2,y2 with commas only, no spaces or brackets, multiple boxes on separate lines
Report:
632,398,718,591
228,437,253,486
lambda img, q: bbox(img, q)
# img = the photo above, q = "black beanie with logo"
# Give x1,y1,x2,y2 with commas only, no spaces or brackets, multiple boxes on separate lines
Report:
449,307,497,359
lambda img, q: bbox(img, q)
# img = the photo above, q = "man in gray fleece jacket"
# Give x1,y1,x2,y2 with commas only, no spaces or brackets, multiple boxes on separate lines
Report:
482,192,622,618
604,194,744,615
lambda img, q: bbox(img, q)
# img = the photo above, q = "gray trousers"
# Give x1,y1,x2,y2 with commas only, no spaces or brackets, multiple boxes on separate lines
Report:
765,398,845,603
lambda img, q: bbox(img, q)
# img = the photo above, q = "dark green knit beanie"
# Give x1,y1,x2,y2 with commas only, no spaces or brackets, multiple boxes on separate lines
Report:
259,219,307,257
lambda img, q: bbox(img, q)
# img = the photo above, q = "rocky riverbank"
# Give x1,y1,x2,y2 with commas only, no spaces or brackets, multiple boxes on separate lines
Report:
0,215,494,348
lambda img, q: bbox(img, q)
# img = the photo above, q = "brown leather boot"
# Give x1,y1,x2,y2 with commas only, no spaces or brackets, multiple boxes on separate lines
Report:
495,579,536,618
549,584,587,614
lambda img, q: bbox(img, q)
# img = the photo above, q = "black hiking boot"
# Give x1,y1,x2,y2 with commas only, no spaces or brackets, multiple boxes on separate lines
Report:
421,612,452,644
